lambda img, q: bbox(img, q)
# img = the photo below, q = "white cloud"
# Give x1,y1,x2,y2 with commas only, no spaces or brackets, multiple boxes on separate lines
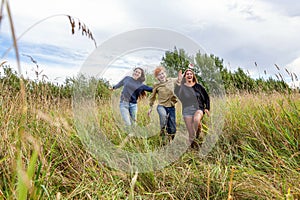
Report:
287,56,300,79
1,0,300,84
100,49,163,85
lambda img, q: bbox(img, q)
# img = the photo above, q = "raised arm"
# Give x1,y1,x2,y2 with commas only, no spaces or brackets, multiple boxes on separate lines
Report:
174,70,183,97
176,70,183,85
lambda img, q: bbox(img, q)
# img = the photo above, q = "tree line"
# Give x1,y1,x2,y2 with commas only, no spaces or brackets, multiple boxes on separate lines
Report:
1,48,293,101
161,47,291,94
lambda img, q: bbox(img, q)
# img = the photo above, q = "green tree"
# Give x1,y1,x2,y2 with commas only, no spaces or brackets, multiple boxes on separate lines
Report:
194,52,225,95
161,47,191,77
160,47,290,94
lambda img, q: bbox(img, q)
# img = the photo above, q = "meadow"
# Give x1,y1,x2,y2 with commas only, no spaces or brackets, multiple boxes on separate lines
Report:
0,78,299,199
1,2,299,198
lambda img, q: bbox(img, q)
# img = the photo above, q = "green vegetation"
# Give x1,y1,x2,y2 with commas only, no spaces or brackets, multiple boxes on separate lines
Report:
0,62,299,199
161,47,291,94
1,1,299,198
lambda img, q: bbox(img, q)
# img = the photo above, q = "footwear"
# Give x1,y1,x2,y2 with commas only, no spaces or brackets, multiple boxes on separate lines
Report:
191,128,203,150
160,129,167,146
191,140,199,150
168,133,175,140
196,127,201,139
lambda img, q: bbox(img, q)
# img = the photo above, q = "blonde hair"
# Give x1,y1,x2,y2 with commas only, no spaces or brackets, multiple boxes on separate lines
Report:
154,66,166,77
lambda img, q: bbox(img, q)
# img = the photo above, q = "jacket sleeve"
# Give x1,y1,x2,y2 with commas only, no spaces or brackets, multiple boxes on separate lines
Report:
174,84,181,98
199,84,210,110
171,78,178,86
113,76,126,89
142,84,153,92
149,85,157,107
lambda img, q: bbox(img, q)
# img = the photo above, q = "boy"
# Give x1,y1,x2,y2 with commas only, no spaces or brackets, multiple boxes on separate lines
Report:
148,66,178,143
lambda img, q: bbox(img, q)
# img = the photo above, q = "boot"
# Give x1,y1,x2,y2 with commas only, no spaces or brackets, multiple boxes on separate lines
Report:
166,133,175,143
192,128,204,149
169,133,175,140
160,129,167,146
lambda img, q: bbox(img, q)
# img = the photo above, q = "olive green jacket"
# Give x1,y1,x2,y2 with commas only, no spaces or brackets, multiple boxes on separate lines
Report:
149,78,178,108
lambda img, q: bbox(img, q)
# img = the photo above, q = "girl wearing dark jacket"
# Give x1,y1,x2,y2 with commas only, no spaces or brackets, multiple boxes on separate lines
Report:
175,68,210,145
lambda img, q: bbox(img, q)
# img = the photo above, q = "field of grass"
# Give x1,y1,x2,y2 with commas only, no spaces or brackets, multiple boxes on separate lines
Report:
1,0,299,198
1,81,299,199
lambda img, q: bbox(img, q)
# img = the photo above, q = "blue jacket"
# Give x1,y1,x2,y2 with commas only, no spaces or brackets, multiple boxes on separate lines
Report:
113,76,153,103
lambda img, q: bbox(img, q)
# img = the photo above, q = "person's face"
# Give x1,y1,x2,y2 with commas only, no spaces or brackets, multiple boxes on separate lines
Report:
156,70,166,82
132,69,142,80
185,70,194,81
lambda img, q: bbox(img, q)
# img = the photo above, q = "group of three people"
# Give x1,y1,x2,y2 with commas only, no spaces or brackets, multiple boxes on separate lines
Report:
112,65,210,146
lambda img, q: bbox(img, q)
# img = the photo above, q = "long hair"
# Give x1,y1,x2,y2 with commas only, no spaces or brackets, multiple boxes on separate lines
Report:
133,67,148,100
138,91,147,100
134,67,146,82
182,69,198,83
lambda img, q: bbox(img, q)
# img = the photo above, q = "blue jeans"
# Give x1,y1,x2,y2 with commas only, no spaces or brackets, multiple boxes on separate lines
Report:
119,101,137,126
157,105,176,134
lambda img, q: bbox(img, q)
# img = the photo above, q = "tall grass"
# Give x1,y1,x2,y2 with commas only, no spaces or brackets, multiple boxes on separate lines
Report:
1,77,300,199
1,1,299,198
0,0,97,199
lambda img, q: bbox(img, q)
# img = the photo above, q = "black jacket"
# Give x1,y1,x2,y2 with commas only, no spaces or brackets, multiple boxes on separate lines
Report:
175,83,210,111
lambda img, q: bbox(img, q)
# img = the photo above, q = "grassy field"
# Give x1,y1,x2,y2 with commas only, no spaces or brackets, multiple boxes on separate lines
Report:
0,82,299,199
1,1,299,198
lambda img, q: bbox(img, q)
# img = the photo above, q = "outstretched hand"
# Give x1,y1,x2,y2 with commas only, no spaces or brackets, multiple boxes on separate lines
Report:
147,108,152,116
109,86,114,91
204,109,210,117
177,70,183,84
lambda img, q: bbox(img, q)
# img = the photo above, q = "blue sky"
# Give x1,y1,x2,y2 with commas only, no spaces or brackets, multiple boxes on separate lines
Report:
1,0,300,87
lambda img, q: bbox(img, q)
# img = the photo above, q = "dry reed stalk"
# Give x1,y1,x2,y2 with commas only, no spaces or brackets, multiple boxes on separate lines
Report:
34,109,72,133
129,170,139,200
56,192,61,200
2,1,39,199
1,14,97,59
0,60,7,67
4,0,21,73
67,15,97,47
227,166,235,200
0,0,5,28
118,135,131,149
206,165,211,200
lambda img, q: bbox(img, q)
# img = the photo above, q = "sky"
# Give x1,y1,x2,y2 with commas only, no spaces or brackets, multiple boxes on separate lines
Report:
1,0,300,87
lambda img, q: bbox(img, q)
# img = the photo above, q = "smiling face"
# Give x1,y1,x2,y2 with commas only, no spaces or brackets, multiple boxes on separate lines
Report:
184,70,194,82
132,68,142,80
156,70,166,82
